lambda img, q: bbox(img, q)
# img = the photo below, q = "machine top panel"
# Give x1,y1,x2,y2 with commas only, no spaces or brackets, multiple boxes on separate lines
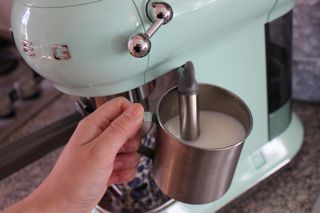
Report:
17,0,102,8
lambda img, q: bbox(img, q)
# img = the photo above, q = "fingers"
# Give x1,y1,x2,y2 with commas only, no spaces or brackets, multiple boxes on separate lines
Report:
70,97,131,144
108,168,137,185
119,134,140,153
93,103,144,159
113,152,140,170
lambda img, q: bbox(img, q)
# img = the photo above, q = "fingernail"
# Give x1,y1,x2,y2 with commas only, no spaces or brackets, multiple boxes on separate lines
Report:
124,104,143,120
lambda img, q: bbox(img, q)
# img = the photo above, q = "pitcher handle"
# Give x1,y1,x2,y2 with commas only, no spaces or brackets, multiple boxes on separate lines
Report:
138,111,157,160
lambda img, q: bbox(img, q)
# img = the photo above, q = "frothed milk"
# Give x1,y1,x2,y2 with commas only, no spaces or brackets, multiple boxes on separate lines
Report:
164,111,246,149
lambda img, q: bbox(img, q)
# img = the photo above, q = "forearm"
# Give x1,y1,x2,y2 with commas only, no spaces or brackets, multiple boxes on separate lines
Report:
2,181,86,213
2,191,90,213
3,194,43,213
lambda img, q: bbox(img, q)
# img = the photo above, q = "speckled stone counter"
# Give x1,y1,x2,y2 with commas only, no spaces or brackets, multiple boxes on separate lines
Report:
219,102,320,213
0,95,319,213
0,94,75,210
292,0,320,102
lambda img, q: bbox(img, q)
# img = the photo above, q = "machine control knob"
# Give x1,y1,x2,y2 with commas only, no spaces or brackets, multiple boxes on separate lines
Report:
128,34,151,58
128,2,173,58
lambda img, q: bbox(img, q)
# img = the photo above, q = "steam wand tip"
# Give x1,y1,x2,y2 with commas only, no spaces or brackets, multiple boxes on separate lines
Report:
177,61,200,141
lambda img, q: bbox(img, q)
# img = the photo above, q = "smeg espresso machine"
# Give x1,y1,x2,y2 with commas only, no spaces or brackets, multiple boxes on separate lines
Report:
10,0,304,212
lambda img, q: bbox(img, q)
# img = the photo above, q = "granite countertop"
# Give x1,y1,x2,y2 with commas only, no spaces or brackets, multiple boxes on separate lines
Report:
0,94,76,210
0,94,320,213
219,101,320,213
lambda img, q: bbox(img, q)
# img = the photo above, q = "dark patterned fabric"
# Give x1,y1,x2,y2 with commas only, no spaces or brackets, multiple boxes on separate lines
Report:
98,132,171,212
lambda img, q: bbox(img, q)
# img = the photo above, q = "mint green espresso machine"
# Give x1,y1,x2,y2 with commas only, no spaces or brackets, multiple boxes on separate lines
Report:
11,0,303,212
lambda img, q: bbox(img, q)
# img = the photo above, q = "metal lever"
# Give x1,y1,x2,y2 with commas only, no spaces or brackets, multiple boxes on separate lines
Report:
128,2,173,58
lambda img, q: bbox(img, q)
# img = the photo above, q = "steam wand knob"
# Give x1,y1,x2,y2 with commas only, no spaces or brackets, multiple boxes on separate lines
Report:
128,2,173,58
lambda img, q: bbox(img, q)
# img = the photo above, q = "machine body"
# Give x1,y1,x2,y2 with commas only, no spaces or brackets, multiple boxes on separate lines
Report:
11,0,304,212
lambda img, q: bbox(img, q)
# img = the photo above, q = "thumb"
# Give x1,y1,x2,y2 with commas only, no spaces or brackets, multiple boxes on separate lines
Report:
93,103,144,159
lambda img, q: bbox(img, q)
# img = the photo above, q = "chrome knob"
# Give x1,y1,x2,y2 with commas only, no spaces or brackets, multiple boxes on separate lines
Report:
128,34,151,58
128,2,173,58
148,2,173,24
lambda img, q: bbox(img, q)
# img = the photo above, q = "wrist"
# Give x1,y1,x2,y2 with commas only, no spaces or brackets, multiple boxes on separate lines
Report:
26,184,73,213
5,182,72,213
3,194,43,213
27,178,94,213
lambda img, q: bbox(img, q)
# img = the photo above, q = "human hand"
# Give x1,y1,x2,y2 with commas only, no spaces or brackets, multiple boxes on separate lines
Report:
4,97,144,213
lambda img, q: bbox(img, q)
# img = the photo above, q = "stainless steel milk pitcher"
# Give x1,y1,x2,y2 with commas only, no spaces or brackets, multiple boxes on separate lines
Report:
150,84,253,204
